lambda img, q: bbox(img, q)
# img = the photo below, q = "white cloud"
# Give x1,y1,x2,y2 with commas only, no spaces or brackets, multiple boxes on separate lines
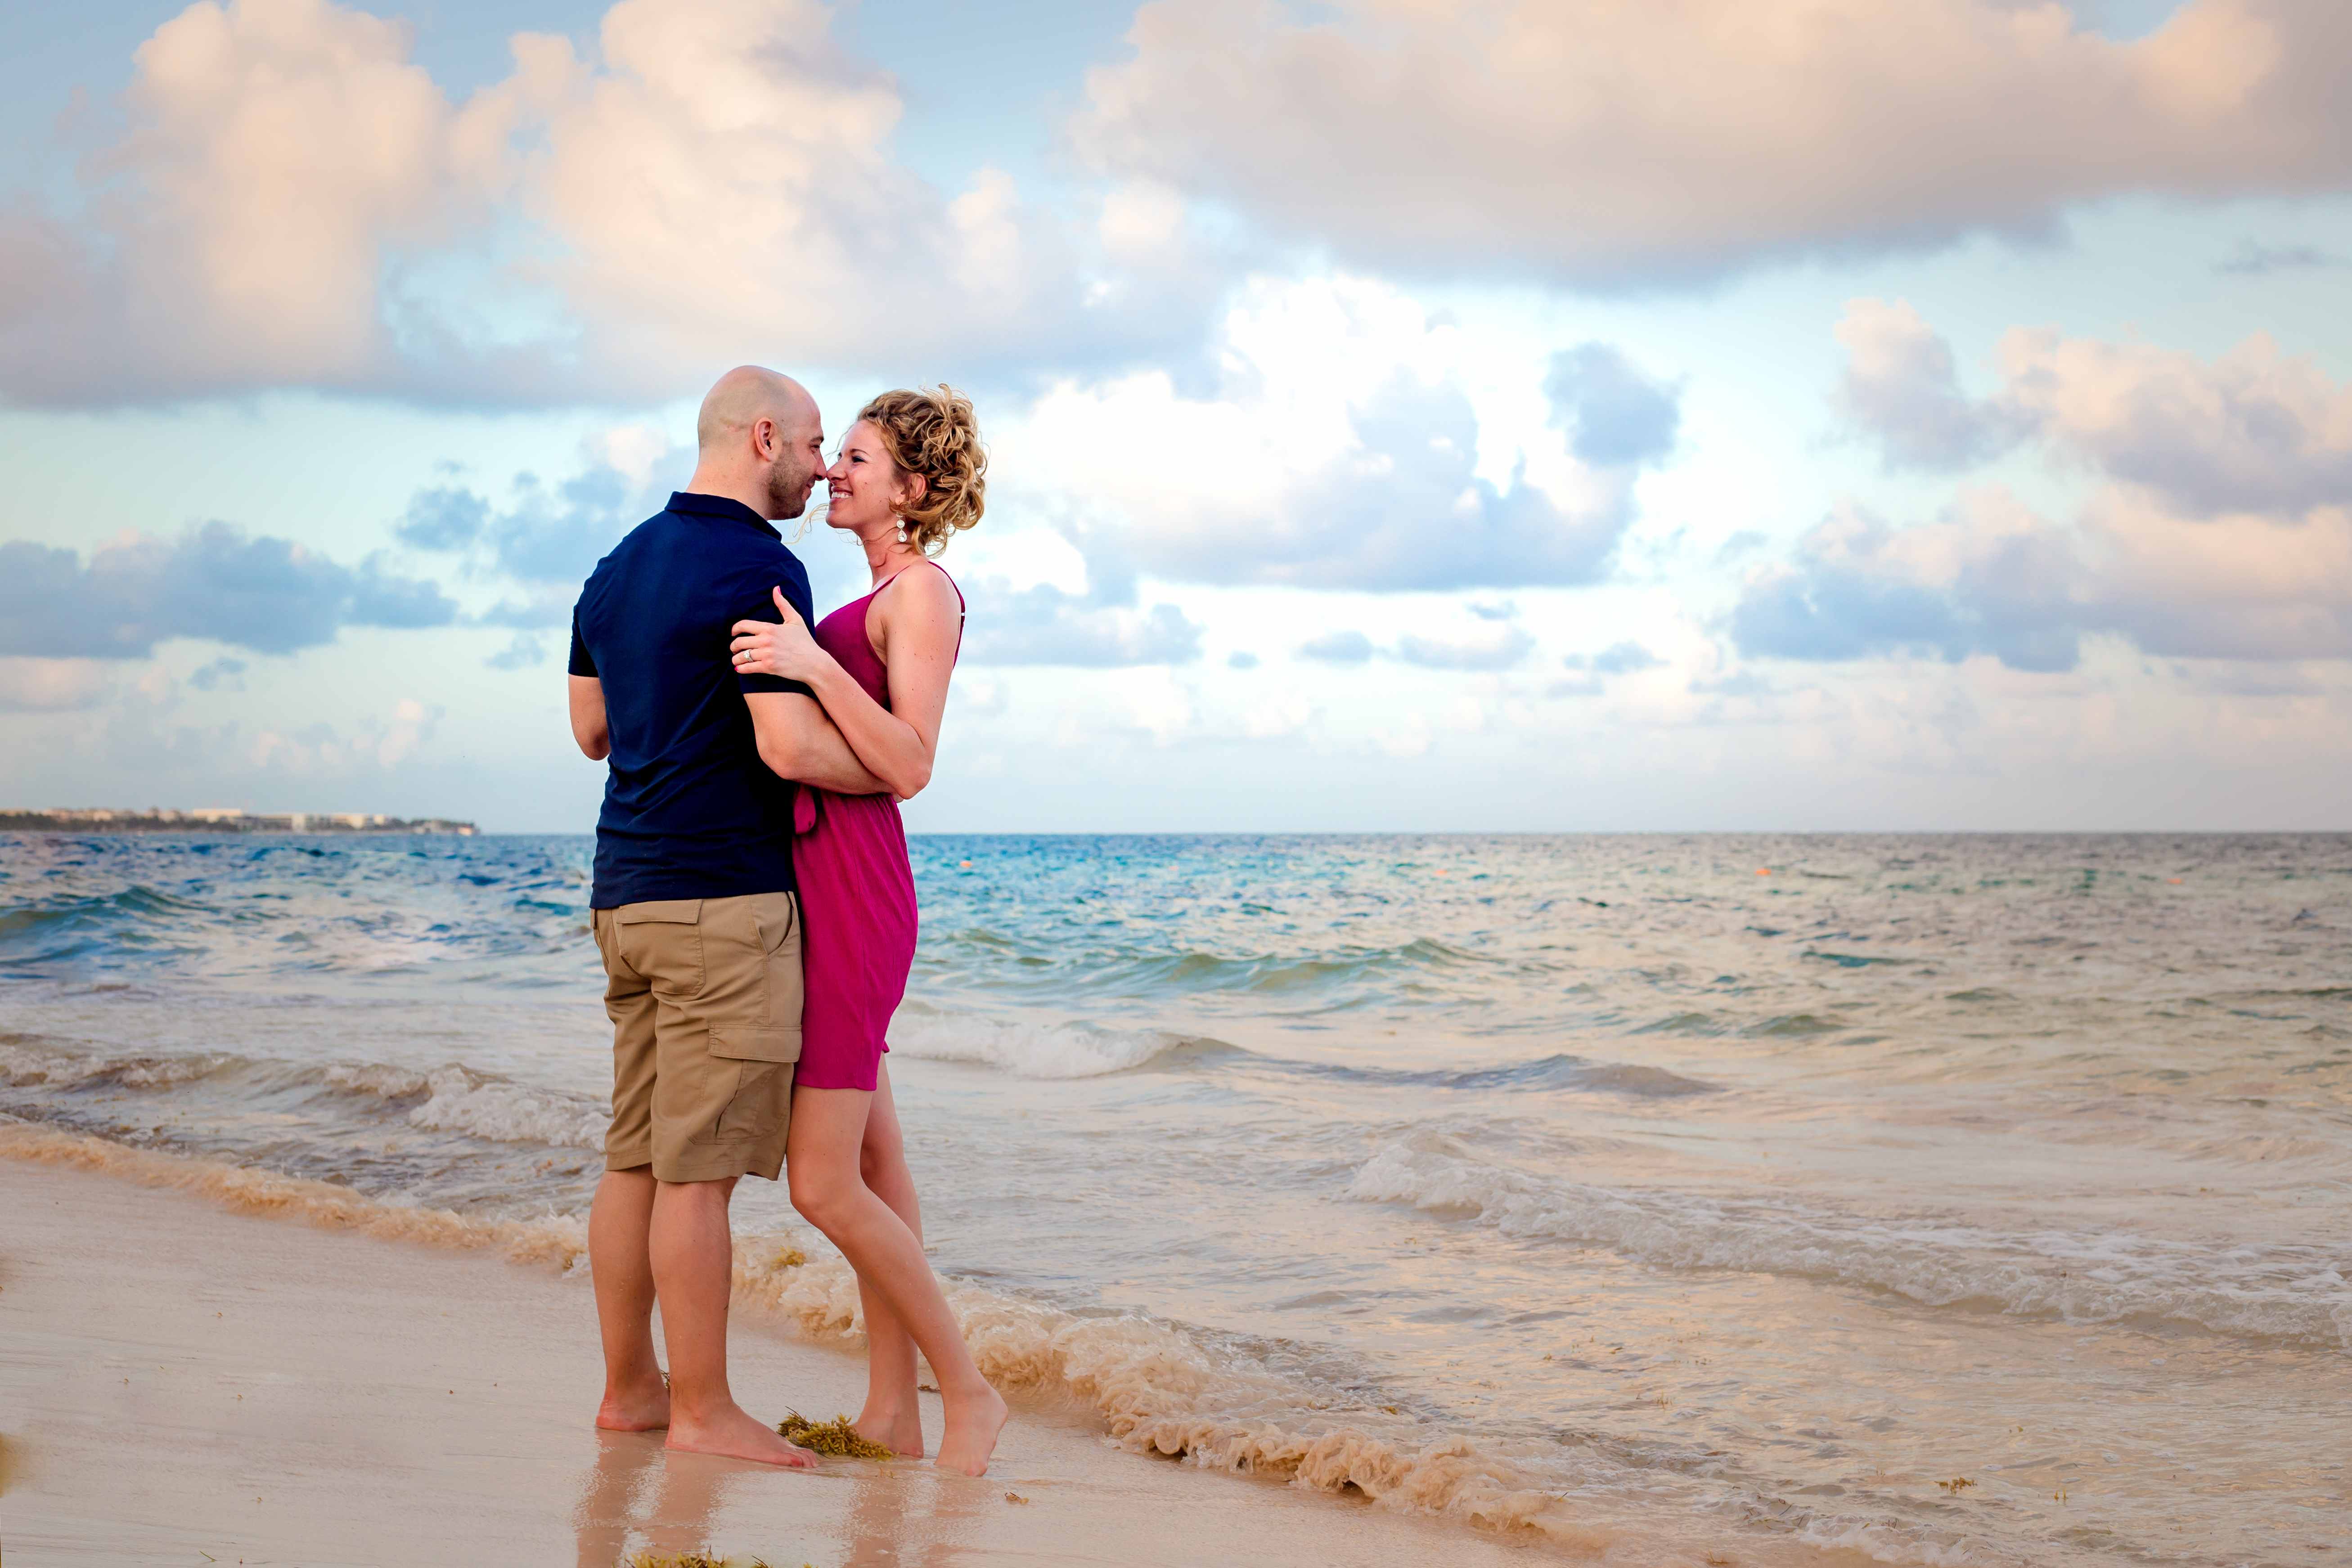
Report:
955,674,1010,717
1842,301,2352,514
1394,626,1536,671
1241,694,1313,738
0,0,1205,405
1091,668,1196,746
1996,328,2352,517
1752,309,2352,671
1013,277,1671,593
0,0,500,400
0,526,454,660
1835,300,2028,470
958,581,1205,667
0,657,462,809
1073,0,2352,281
374,697,439,766
0,659,112,713
1736,488,2352,669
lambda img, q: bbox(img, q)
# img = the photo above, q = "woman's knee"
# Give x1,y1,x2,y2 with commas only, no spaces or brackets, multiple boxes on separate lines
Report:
788,1164,858,1228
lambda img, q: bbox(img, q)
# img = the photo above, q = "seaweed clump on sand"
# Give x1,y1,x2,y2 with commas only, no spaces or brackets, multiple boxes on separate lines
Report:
627,1552,781,1568
778,1411,897,1460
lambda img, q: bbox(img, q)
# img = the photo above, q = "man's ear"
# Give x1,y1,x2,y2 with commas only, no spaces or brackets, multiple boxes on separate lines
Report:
752,417,777,460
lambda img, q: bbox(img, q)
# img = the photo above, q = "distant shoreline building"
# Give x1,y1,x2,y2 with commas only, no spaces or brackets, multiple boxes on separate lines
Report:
0,808,477,836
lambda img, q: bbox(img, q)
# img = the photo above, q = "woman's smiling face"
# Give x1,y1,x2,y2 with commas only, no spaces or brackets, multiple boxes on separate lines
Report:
823,420,920,535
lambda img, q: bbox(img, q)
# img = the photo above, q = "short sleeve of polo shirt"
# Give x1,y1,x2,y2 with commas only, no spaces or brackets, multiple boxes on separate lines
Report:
731,560,817,699
567,608,596,677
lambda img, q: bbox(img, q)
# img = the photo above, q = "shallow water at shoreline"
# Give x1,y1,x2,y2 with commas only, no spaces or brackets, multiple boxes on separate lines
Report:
4,830,2349,1564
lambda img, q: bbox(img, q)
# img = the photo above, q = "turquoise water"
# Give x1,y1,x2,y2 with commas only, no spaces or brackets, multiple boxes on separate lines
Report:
4,831,2349,1565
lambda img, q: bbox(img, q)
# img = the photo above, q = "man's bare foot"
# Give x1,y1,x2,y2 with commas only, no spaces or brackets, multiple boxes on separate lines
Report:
596,1375,671,1432
855,1405,925,1458
666,1401,818,1468
933,1384,1008,1476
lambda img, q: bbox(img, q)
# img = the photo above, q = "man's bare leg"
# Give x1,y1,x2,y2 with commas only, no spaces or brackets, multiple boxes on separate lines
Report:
852,1065,926,1456
589,1168,670,1430
652,1175,816,1468
788,1088,1007,1475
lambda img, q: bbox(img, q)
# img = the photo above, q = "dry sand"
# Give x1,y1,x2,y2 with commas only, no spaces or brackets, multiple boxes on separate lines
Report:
0,1150,1549,1567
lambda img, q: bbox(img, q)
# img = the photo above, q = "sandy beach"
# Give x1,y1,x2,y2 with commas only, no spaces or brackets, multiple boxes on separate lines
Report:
11,834,2348,1566
0,1129,1554,1568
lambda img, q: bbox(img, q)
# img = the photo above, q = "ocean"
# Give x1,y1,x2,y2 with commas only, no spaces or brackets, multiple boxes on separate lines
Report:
3,831,2347,1566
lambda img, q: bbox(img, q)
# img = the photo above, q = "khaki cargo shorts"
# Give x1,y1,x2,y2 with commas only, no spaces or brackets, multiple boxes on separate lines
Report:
592,891,803,1184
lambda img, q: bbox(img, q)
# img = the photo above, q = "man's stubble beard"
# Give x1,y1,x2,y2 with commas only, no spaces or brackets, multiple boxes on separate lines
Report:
765,456,816,520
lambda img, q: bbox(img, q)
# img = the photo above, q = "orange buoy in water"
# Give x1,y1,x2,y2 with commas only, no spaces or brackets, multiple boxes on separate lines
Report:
1756,867,1772,875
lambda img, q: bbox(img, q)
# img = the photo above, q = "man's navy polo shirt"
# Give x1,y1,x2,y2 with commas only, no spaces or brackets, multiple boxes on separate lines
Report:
569,491,815,909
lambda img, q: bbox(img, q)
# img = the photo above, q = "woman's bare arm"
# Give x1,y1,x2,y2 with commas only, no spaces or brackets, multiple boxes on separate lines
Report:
744,691,892,795
729,567,958,799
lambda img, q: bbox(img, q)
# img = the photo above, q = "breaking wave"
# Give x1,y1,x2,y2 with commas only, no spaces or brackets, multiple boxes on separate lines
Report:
1,1038,607,1153
886,1005,1237,1078
321,1062,607,1150
1347,1137,2352,1349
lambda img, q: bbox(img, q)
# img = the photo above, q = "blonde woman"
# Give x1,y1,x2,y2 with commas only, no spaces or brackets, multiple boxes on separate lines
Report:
727,387,1003,1474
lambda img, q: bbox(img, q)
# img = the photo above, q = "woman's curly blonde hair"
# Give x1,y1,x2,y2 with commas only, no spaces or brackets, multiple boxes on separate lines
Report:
858,386,985,556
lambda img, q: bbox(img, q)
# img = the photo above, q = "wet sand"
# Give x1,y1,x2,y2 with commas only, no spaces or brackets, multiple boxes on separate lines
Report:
0,1148,1549,1568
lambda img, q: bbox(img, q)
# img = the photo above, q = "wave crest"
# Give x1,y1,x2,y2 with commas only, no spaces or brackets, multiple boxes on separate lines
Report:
324,1061,607,1151
1347,1137,2352,1349
4,1038,607,1153
1289,1051,1715,1097
888,1008,1229,1079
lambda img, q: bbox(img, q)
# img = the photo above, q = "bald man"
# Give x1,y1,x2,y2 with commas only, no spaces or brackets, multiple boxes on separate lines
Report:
566,366,885,1467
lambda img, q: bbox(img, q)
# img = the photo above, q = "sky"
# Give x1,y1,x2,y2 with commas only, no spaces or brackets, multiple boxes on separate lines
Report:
1,0,2348,833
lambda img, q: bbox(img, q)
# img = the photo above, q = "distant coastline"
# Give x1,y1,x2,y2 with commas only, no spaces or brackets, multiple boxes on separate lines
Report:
1,808,476,836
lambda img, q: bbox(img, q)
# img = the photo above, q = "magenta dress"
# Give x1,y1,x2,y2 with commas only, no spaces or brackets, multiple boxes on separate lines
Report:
789,565,962,1092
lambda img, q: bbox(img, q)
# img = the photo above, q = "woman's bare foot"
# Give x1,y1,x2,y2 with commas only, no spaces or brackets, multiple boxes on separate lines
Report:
933,1384,1008,1476
595,1374,671,1432
855,1403,926,1458
666,1401,818,1468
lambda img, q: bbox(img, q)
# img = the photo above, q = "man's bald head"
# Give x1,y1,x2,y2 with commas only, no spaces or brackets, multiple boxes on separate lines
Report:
688,366,825,520
697,365,815,453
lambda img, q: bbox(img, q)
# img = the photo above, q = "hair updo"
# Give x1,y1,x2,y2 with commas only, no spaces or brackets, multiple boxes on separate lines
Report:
858,386,985,556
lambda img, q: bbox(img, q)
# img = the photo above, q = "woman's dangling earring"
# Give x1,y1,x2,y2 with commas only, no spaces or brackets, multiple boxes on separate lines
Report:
893,512,909,544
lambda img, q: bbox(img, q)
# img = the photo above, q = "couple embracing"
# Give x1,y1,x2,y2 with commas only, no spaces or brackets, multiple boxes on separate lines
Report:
565,366,1003,1473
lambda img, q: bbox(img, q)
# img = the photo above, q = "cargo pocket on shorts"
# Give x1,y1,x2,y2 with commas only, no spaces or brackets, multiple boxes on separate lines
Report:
617,899,703,998
703,1027,803,1143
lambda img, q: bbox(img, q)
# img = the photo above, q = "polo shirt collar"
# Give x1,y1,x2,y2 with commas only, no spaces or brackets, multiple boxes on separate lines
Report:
668,490,779,537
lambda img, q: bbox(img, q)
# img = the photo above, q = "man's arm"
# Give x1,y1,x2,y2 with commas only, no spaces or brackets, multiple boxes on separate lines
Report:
568,675,610,760
745,691,890,794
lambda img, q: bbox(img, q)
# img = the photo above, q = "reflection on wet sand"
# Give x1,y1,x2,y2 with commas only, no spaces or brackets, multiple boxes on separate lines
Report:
571,1427,990,1567
837,1456,991,1568
574,1431,669,1567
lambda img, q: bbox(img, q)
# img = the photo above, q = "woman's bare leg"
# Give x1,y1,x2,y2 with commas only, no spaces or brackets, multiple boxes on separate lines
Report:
853,1064,926,1455
788,1083,1007,1475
